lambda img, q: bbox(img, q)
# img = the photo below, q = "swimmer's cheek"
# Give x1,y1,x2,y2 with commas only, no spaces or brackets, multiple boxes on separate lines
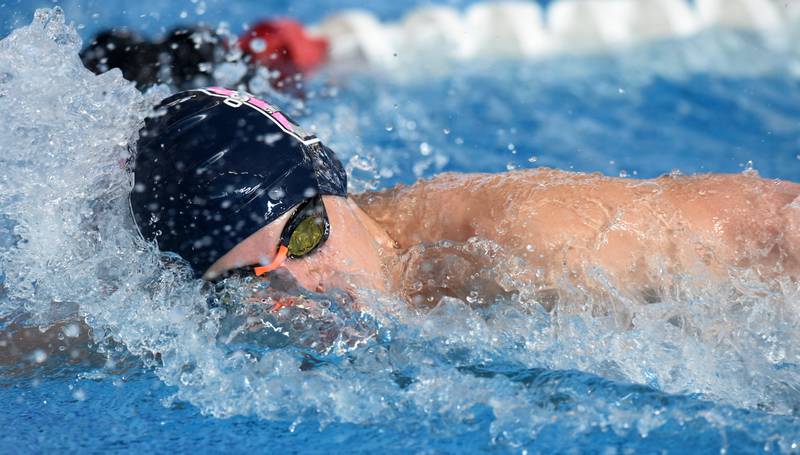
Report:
284,248,372,306
282,259,323,292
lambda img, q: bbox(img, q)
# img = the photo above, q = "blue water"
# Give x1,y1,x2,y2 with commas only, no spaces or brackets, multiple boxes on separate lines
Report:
3,1,800,453
6,363,799,453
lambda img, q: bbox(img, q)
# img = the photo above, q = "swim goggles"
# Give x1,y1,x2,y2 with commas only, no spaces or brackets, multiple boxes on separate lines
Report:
253,195,331,276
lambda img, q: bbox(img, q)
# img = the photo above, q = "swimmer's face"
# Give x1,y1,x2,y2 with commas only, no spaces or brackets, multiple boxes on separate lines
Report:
204,196,391,294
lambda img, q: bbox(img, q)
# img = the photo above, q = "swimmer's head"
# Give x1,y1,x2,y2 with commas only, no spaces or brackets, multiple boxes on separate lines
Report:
129,87,348,278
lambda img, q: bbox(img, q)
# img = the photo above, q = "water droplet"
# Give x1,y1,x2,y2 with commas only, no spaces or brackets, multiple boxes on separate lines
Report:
528,156,538,163
32,350,47,363
385,124,394,132
179,10,188,19
618,87,625,94
249,38,267,53
419,142,432,156
442,128,450,135
742,160,758,176
62,323,80,338
619,169,628,178
72,389,87,401
268,187,285,200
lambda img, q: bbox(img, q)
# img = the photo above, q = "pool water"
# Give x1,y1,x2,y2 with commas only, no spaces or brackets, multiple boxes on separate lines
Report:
2,2,800,453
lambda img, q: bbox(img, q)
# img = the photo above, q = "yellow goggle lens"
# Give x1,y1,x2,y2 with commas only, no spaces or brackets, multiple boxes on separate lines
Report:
287,216,324,257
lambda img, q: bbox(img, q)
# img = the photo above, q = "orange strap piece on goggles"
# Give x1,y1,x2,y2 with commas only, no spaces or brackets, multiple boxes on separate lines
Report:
254,245,289,276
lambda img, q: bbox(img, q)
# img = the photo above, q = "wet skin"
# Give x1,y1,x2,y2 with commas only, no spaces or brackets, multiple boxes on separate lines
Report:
205,168,800,307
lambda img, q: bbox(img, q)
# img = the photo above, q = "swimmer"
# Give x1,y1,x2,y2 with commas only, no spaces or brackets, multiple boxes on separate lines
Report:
81,20,326,92
130,87,800,309
81,27,225,90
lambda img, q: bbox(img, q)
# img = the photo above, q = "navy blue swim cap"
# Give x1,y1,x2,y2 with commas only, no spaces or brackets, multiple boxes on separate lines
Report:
129,87,348,275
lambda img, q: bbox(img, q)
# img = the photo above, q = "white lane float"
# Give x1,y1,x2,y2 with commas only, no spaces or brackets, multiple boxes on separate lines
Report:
401,6,473,61
696,0,783,31
313,10,400,69
547,0,638,53
624,0,700,41
307,0,791,69
463,2,551,58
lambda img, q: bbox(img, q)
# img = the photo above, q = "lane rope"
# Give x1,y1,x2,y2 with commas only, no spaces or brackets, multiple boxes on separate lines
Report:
308,0,799,68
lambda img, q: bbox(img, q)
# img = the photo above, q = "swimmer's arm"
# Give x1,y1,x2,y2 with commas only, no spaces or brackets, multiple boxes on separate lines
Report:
519,172,800,289
361,170,800,300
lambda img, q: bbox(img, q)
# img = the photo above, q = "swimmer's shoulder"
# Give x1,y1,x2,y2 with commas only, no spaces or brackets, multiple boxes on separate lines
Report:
355,168,630,204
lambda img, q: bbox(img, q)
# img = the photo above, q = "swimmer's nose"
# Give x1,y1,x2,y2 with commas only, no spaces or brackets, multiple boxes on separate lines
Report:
254,245,289,276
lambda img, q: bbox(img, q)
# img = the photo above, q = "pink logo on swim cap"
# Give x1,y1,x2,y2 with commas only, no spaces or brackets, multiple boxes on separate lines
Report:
202,86,318,145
